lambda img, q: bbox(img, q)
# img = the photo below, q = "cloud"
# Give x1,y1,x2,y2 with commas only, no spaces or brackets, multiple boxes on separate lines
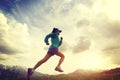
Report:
93,16,120,38
0,12,30,55
0,40,19,55
91,17,120,67
103,46,120,52
103,46,120,65
67,0,94,10
76,19,90,27
103,21,120,38
0,13,17,55
72,37,91,53
0,0,94,30
0,57,6,61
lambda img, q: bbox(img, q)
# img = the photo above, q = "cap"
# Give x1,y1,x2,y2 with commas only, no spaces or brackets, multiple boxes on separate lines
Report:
52,28,62,33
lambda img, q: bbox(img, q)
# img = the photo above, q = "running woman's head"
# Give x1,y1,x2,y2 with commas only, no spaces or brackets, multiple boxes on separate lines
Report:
52,28,62,35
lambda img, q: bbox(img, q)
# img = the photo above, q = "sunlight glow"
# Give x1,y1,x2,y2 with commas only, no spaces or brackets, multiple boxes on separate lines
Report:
104,0,120,20
78,52,107,70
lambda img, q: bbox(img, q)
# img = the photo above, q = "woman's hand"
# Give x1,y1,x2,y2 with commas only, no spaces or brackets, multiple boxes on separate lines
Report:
61,37,63,40
46,42,49,45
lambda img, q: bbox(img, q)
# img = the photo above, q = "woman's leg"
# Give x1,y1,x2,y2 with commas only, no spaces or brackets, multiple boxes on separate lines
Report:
55,51,65,72
33,54,52,71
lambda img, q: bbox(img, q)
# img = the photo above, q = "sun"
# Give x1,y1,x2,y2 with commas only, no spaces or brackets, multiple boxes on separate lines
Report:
78,52,106,70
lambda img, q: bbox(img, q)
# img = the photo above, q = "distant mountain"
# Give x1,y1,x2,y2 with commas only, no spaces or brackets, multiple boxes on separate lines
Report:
100,68,120,77
102,68,120,74
68,68,120,80
69,69,96,75
1,64,120,80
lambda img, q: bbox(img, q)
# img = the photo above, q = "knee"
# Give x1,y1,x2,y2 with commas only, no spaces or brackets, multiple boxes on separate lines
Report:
61,54,65,59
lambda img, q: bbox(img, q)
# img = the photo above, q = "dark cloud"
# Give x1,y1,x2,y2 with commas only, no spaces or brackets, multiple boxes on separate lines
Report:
72,37,91,53
0,39,19,55
0,0,39,14
0,12,28,55
76,19,90,27
0,0,41,24
0,57,6,61
0,30,19,55
103,46,120,52
102,46,120,65
93,15,120,39
102,21,120,38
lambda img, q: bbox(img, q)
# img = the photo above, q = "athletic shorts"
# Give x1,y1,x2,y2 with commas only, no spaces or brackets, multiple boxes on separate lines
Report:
47,47,58,55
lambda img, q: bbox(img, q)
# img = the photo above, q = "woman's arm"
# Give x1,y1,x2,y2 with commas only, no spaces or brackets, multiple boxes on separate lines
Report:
44,34,52,45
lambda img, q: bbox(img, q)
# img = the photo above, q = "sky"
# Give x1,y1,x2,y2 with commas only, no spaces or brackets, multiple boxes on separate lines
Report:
0,0,120,74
